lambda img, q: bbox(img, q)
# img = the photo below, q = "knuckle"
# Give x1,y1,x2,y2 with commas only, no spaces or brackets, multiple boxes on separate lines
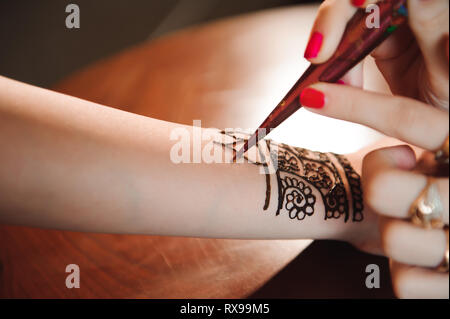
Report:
387,98,419,141
362,150,378,194
379,218,397,256
363,169,392,213
362,149,378,171
362,153,373,182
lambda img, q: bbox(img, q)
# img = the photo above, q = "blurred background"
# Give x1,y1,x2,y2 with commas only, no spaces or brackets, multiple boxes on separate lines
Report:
0,0,395,299
0,0,321,88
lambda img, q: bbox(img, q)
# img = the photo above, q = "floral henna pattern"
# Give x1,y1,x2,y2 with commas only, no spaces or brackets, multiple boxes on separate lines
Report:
274,143,352,222
214,130,363,223
333,153,364,222
281,176,316,220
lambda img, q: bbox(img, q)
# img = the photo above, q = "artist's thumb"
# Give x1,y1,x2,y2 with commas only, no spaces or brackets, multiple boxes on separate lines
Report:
408,0,449,103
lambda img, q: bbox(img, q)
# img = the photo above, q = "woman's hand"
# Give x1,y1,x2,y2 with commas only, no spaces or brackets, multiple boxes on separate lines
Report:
304,0,449,110
300,82,449,298
302,0,449,298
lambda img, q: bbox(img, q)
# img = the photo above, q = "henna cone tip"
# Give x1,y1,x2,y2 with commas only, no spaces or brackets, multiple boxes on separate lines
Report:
233,145,246,162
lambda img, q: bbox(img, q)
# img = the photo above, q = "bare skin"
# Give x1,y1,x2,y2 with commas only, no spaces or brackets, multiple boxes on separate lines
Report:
303,0,449,299
1,1,447,300
0,75,382,249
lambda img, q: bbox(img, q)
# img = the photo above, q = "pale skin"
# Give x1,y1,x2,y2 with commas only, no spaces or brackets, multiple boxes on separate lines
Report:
0,0,448,300
0,75,377,244
304,0,449,298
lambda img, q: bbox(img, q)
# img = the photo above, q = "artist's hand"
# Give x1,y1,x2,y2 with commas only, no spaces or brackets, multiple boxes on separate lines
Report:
300,80,449,298
305,0,449,110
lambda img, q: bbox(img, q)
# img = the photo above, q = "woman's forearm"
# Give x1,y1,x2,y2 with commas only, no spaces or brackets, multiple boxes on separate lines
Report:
0,76,374,241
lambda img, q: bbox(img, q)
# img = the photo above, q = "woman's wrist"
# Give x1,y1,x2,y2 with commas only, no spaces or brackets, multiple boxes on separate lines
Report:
0,75,374,243
210,131,371,241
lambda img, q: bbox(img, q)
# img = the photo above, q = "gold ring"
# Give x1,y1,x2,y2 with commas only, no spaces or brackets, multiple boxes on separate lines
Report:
435,136,449,165
437,227,449,273
409,177,445,229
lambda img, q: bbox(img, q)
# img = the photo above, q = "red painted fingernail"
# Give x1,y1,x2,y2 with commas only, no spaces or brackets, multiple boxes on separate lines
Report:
304,32,323,59
337,80,346,85
300,88,325,109
351,0,365,7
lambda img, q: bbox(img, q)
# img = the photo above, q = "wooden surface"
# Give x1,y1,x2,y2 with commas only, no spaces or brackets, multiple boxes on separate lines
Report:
0,5,394,298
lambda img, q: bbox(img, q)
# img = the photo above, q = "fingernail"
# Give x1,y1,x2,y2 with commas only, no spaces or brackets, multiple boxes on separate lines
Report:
300,88,325,109
351,0,365,7
304,32,323,59
337,80,346,85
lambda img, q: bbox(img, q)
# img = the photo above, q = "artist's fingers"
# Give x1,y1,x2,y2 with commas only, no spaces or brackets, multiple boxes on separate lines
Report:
362,147,449,223
339,62,364,88
408,0,449,78
304,0,379,63
390,260,449,299
300,83,449,151
370,24,420,93
380,217,448,268
371,23,416,61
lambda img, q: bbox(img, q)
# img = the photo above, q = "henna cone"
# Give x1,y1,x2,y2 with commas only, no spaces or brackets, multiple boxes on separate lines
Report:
236,0,408,159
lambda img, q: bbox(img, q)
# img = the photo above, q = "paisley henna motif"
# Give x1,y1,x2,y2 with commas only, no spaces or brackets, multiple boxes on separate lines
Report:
274,143,350,221
214,130,363,223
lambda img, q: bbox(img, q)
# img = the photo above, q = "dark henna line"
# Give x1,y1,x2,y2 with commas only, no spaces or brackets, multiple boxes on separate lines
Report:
333,153,364,222
274,171,316,220
214,130,359,223
213,139,264,165
259,139,272,210
273,142,349,222
263,172,271,210
214,131,250,162
262,141,318,221
214,130,272,209
275,170,283,216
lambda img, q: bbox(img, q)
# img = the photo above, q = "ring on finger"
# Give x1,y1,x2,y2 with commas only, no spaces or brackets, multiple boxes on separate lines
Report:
409,177,445,229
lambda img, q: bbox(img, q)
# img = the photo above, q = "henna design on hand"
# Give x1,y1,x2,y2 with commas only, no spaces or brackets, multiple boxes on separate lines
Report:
213,130,273,210
333,153,364,222
280,176,316,220
214,130,363,223
275,144,350,222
